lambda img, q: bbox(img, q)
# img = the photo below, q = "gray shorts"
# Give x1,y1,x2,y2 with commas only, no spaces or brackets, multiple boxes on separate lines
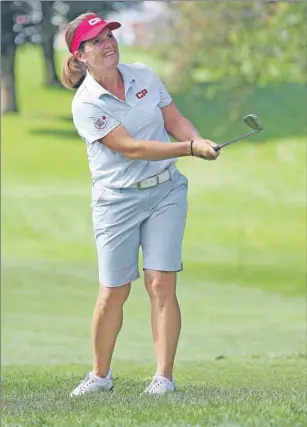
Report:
91,167,188,287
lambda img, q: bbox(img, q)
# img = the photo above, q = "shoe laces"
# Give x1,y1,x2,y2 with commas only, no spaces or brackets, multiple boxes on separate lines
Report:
146,378,165,392
78,373,95,391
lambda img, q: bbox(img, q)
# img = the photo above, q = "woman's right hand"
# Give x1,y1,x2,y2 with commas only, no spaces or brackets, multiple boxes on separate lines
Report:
192,139,220,160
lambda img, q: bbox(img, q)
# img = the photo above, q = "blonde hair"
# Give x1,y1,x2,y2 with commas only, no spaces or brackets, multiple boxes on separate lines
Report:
61,13,93,90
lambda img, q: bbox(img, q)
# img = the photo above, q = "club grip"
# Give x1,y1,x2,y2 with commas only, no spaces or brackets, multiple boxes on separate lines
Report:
214,145,221,152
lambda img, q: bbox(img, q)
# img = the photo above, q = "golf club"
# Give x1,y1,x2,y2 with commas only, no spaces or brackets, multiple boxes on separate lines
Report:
214,114,263,151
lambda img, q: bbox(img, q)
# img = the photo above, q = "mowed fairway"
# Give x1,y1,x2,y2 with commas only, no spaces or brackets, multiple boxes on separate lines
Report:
2,46,306,426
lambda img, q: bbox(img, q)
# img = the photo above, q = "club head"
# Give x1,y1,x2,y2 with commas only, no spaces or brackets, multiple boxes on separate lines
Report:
244,114,263,131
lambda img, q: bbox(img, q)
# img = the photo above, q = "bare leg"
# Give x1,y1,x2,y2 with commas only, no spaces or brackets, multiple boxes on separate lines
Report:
92,283,131,377
144,270,181,381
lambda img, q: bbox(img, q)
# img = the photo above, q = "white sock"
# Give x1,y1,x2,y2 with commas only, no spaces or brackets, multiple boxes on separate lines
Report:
92,370,111,381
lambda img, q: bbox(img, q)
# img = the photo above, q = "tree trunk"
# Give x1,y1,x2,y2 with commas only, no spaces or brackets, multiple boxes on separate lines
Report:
41,34,61,86
40,1,61,86
1,43,17,114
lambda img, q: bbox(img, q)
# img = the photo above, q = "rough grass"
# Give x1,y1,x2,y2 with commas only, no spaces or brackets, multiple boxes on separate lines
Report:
3,358,307,427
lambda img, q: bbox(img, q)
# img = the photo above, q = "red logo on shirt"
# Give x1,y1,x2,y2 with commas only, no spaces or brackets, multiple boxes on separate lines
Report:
136,89,148,99
94,115,107,130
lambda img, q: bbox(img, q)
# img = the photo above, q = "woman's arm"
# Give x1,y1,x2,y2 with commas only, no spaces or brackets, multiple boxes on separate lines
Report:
161,101,202,142
100,123,218,161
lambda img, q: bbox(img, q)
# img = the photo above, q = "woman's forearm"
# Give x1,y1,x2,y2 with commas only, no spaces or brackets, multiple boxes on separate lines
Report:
166,115,201,142
128,139,192,161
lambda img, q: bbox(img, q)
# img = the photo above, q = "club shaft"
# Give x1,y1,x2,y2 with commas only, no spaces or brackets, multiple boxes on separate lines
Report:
215,130,258,151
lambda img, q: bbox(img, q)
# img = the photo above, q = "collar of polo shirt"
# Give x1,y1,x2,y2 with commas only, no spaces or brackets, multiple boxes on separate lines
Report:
85,65,135,98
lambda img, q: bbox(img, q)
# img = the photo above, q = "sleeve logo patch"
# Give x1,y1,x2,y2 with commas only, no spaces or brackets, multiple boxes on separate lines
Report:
94,115,107,130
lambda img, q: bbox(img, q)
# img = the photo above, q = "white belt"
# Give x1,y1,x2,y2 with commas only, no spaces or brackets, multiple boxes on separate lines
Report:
130,167,173,190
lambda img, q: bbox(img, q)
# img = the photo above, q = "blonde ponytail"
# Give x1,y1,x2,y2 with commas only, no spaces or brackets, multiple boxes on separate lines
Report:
62,54,86,89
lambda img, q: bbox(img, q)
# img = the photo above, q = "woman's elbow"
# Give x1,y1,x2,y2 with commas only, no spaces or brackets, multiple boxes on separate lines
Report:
121,144,143,160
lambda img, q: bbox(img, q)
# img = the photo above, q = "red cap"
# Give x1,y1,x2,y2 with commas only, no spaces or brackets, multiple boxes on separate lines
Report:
70,14,121,54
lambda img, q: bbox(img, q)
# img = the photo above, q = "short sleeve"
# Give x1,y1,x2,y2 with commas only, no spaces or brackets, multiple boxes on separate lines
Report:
156,76,172,108
72,102,120,144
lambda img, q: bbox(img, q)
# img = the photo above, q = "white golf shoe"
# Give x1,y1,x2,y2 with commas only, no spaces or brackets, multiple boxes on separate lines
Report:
70,371,113,397
143,375,175,395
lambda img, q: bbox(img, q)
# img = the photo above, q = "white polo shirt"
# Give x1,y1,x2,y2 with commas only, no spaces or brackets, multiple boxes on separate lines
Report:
72,62,176,188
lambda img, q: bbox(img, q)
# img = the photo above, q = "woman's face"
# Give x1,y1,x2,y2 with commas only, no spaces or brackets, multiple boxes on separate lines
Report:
76,27,119,72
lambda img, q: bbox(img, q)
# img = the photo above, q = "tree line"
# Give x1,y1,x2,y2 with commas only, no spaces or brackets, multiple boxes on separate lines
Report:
1,0,136,114
163,1,306,90
2,1,305,115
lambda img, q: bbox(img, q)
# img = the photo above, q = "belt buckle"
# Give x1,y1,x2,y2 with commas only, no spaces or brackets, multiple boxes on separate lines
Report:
137,175,159,190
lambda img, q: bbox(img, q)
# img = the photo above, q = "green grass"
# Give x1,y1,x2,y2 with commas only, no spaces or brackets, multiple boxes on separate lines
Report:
3,359,306,427
1,45,306,426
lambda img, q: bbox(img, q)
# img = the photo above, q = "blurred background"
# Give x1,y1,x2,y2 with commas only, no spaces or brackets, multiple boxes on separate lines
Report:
2,1,306,367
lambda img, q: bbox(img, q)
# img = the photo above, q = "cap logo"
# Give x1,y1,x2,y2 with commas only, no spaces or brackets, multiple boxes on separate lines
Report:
88,17,102,26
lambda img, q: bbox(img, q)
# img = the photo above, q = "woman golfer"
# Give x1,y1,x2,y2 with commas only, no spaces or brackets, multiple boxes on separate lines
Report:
62,12,219,396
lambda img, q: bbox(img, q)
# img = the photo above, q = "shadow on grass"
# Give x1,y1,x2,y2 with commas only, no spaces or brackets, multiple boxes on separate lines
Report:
29,128,79,140
59,115,75,122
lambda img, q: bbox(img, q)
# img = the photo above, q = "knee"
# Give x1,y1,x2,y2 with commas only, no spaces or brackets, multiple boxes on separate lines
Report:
96,283,131,310
146,273,176,306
